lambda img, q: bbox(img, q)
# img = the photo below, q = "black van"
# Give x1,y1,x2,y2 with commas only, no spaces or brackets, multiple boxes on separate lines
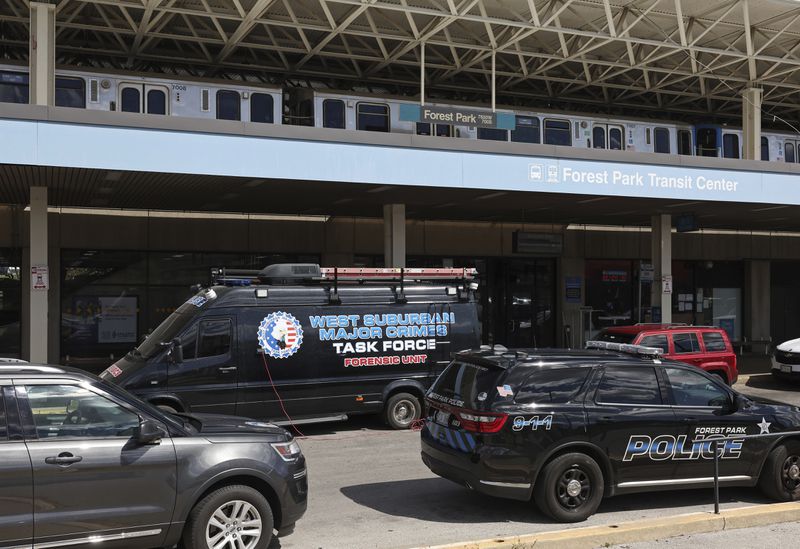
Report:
101,264,481,429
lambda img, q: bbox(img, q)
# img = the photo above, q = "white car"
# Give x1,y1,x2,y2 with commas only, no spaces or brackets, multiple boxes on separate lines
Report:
772,338,800,378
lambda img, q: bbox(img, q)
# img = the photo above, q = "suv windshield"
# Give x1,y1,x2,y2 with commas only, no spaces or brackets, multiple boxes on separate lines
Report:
428,360,504,410
596,330,635,344
93,375,188,432
132,289,217,359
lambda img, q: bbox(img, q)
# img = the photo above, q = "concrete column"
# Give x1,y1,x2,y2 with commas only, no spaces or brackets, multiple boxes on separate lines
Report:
745,260,771,352
383,204,406,268
651,214,672,324
742,87,763,161
29,1,56,106
28,187,49,363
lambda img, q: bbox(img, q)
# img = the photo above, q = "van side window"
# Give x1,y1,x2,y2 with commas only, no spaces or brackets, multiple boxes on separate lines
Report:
198,319,232,358
216,90,241,121
250,93,274,123
181,324,198,360
323,99,345,129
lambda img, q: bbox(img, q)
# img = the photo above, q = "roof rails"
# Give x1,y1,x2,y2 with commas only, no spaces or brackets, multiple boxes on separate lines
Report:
586,340,663,358
0,364,65,374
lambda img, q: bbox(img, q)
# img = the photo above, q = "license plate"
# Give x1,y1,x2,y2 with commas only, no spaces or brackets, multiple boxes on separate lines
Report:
435,410,450,425
782,364,792,373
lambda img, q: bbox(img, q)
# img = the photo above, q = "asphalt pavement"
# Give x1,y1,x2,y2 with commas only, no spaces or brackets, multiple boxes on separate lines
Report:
270,357,800,549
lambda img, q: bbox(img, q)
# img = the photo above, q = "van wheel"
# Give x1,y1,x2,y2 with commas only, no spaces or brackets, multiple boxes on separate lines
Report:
758,440,800,501
534,453,604,523
384,392,421,430
182,484,273,549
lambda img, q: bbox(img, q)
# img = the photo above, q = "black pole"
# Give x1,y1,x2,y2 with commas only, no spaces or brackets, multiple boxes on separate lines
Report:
713,439,720,514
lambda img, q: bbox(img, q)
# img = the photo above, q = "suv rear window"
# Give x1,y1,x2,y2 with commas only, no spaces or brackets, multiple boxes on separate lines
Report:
429,361,504,409
702,332,727,352
515,367,591,404
596,330,635,344
639,334,668,353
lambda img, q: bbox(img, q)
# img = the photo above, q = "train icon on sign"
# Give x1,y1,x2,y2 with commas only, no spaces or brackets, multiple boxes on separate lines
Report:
529,164,543,181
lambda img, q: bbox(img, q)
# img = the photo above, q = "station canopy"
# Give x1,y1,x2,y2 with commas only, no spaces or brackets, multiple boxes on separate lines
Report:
2,0,800,121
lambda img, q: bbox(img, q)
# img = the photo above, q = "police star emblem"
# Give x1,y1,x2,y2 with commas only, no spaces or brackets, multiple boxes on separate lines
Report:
757,417,771,435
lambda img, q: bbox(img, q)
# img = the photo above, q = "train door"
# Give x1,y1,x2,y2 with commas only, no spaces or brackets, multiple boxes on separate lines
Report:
783,139,800,163
591,124,625,150
118,83,169,115
695,126,720,157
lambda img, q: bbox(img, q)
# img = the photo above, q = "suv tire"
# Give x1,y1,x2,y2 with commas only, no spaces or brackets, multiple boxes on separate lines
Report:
534,453,604,522
384,392,422,430
182,484,274,549
758,440,800,501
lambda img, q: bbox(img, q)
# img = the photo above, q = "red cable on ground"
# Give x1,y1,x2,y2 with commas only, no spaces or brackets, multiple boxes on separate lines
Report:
261,352,306,439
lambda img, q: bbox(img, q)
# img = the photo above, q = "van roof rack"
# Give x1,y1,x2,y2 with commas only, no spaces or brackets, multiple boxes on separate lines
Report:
211,264,478,286
585,340,663,358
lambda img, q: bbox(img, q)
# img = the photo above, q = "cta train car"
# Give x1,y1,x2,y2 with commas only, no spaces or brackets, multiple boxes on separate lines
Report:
1,62,796,163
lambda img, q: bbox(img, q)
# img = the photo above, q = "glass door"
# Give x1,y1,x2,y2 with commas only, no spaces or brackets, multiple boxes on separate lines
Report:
119,83,169,114
498,260,556,348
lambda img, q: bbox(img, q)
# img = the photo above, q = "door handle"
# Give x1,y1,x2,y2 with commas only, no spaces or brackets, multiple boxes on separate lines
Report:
597,416,614,424
682,417,697,423
218,366,238,373
45,452,83,466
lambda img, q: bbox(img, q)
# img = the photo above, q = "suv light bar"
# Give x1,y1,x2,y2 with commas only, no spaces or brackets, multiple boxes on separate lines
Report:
586,340,663,357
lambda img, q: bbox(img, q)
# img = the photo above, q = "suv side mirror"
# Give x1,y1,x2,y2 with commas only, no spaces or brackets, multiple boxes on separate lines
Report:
167,338,183,364
135,419,166,445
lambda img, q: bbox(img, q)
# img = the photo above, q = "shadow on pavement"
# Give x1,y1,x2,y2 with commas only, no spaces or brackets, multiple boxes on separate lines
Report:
340,479,769,526
745,373,800,392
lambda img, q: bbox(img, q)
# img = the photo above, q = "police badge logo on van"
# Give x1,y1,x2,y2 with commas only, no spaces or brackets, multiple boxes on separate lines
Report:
257,311,304,359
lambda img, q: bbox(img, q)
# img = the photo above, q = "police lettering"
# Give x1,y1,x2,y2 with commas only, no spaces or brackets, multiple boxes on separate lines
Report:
623,434,743,462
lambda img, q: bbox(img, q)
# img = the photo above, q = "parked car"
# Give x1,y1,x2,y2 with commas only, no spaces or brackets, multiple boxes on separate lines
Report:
0,363,307,549
772,338,800,380
102,264,481,429
421,344,800,523
595,324,738,384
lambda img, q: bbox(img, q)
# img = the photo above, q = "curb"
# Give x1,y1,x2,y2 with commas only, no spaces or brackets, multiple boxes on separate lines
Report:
416,502,800,549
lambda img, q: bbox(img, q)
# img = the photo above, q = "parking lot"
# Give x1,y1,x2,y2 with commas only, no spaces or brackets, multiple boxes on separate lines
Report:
273,370,800,549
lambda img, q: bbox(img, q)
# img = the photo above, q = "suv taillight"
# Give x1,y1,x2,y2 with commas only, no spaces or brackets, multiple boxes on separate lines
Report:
457,411,508,433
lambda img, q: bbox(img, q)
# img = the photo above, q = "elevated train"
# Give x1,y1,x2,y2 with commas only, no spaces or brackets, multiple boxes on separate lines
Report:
1,63,796,163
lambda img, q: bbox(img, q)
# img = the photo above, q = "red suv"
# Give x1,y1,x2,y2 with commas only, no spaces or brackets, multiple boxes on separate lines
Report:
594,324,738,384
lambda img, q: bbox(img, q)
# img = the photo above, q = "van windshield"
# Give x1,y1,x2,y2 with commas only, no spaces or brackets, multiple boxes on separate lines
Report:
133,289,217,359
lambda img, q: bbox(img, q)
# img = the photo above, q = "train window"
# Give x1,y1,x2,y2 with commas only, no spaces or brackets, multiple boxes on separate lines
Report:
544,119,571,146
216,90,241,121
323,99,345,129
761,137,769,161
356,103,389,132
609,127,623,150
592,126,606,149
678,130,692,155
654,127,670,154
121,87,140,113
55,77,86,109
787,142,796,163
435,124,452,137
511,116,540,143
146,89,166,115
722,134,740,159
250,93,274,124
0,71,28,104
646,128,651,145
477,128,508,141
416,122,432,135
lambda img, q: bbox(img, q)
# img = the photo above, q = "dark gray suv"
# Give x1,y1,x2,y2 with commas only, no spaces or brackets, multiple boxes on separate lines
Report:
0,364,307,549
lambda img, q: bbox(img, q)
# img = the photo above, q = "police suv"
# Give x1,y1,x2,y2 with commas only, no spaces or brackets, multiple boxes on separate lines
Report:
421,342,800,522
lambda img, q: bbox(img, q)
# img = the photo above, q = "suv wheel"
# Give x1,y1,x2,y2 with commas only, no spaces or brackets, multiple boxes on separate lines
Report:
534,453,604,522
384,392,422,430
183,485,273,549
758,440,800,501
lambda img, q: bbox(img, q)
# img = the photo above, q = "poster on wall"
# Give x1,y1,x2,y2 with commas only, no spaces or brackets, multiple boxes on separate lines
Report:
98,297,138,343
